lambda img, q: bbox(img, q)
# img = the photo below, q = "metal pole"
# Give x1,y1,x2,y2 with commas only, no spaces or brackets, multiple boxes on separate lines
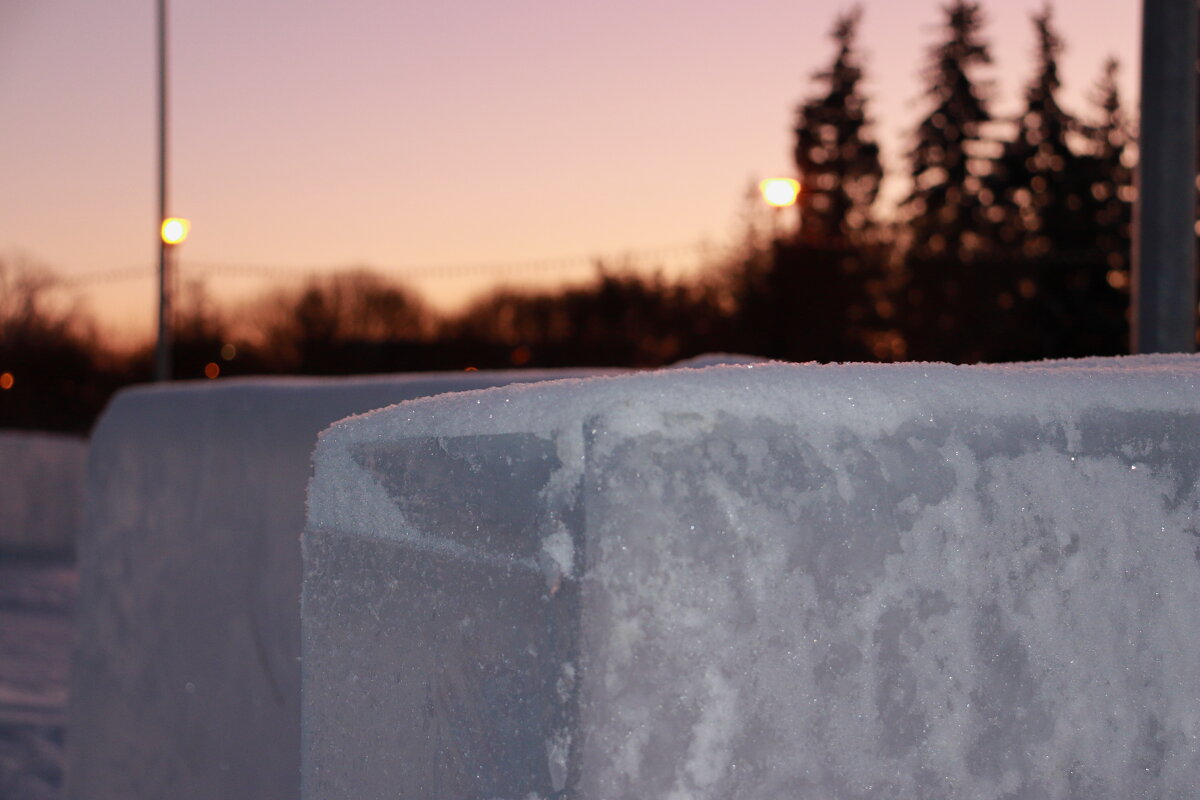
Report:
155,0,172,381
1133,0,1198,353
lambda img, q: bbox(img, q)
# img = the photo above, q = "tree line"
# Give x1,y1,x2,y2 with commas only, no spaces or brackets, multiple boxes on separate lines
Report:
773,1,1137,363
1,1,1189,434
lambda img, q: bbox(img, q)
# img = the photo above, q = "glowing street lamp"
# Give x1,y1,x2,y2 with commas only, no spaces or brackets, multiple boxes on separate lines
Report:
156,214,188,382
759,178,800,208
161,217,190,245
759,178,800,241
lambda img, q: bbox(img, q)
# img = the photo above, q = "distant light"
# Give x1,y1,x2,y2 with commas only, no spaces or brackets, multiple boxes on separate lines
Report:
510,345,531,366
464,366,478,372
0,372,12,390
760,178,800,208
161,217,191,245
204,362,220,379
220,343,237,361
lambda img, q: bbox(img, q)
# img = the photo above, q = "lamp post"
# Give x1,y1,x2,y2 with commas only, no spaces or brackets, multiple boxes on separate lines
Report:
155,0,172,381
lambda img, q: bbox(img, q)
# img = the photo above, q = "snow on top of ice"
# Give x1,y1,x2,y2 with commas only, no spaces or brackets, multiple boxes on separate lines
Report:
1031,352,1200,368
91,366,624,454
667,352,771,368
309,355,1200,539
104,367,627,404
319,355,1200,446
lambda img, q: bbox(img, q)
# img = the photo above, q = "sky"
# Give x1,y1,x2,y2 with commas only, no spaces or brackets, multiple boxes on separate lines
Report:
2,0,1141,342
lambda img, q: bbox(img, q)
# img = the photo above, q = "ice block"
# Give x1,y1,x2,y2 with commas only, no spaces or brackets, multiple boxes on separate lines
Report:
66,369,607,800
0,431,86,556
304,356,1200,799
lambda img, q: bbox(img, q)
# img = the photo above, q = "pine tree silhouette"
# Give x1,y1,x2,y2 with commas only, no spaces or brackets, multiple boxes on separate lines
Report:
988,6,1090,256
1081,56,1133,270
793,6,883,246
899,0,996,361
903,0,994,261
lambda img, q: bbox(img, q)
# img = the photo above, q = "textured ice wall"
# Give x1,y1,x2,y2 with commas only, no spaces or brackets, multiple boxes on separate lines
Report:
66,370,609,800
305,356,1200,799
0,431,87,556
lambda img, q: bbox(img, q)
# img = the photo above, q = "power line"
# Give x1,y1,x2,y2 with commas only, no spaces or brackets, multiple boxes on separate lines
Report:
59,266,154,286
58,240,725,286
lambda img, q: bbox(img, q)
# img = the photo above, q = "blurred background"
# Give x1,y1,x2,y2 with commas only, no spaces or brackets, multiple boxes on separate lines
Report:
2,0,1187,436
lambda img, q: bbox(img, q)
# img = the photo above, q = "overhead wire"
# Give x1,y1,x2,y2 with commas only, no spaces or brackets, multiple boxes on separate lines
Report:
57,240,724,287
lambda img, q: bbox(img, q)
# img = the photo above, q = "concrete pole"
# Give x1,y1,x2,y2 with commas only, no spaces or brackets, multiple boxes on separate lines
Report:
155,0,172,381
1133,0,1197,353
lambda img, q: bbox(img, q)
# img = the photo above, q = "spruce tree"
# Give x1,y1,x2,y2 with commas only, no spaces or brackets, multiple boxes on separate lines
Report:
988,5,1090,256
903,0,993,261
719,6,890,363
1065,55,1134,355
1082,57,1133,276
898,0,996,361
793,7,883,245
992,48,1132,360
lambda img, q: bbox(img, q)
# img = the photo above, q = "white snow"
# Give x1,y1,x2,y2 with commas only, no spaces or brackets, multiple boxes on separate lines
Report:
305,355,1200,799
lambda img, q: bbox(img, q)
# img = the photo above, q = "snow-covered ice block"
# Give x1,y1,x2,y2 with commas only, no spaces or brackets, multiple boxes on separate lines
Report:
0,431,87,556
304,356,1200,799
66,370,609,800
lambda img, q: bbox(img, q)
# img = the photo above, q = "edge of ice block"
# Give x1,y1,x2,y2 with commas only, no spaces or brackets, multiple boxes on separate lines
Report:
308,357,1200,541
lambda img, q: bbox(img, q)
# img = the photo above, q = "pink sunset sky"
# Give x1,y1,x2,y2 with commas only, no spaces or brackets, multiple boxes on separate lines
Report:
2,0,1140,341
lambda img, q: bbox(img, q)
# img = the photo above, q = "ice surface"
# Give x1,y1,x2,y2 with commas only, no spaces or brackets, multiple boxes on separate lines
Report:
304,356,1200,799
65,369,610,800
0,431,87,556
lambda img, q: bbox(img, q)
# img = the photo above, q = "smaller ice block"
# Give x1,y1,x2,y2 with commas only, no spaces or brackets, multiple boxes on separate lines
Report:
304,356,1200,799
0,431,86,556
67,369,607,800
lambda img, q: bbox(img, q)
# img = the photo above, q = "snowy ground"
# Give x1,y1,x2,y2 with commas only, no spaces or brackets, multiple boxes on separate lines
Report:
0,558,77,800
